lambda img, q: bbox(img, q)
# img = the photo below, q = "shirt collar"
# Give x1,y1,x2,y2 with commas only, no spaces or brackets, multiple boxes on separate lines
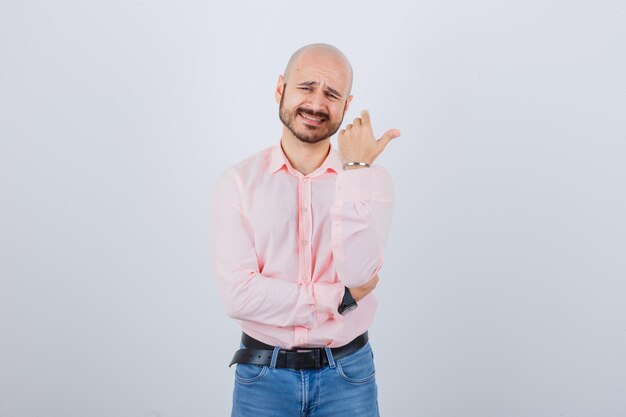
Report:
269,140,343,177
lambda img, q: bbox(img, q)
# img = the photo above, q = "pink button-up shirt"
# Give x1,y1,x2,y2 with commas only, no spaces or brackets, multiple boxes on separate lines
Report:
211,141,394,349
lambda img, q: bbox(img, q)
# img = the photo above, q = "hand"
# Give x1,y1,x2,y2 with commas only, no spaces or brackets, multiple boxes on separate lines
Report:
337,110,400,167
349,274,379,302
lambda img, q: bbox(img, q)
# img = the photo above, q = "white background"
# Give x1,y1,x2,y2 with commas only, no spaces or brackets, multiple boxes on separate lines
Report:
1,0,625,416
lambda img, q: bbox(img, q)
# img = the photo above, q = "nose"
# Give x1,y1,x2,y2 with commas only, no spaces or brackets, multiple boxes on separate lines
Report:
307,89,328,111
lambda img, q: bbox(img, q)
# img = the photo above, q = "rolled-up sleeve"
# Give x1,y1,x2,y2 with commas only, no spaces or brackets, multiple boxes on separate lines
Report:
330,166,395,288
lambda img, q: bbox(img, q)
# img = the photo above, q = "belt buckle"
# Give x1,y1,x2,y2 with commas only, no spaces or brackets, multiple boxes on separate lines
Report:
294,347,322,369
312,349,321,368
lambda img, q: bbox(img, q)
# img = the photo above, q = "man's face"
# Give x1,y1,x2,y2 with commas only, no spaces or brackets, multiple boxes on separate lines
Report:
277,53,352,144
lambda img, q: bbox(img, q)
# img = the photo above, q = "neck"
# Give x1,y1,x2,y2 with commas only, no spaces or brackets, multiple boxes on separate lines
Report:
280,128,330,176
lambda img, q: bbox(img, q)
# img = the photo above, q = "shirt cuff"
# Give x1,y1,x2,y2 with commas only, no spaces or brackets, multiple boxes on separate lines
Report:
313,282,345,324
334,167,373,204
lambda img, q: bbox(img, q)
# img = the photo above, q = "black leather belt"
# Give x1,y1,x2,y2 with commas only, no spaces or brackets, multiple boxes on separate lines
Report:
229,332,368,370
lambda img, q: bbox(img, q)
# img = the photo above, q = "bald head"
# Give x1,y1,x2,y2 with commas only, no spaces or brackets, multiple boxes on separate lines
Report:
283,43,353,96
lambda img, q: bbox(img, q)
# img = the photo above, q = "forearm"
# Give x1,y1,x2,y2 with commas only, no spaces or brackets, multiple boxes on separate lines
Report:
331,166,394,288
212,168,346,328
215,266,345,328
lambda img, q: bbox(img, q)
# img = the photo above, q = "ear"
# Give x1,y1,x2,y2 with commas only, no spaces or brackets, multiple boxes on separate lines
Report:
275,75,285,103
343,95,354,114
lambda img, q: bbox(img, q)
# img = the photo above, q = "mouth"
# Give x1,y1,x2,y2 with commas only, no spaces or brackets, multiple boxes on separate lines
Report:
298,111,326,126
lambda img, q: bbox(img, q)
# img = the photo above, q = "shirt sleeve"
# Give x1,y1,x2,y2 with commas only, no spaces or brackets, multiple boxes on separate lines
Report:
211,168,345,329
330,166,395,288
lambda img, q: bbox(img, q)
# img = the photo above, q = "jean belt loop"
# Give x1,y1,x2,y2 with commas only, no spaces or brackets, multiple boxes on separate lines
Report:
269,346,281,370
324,347,336,369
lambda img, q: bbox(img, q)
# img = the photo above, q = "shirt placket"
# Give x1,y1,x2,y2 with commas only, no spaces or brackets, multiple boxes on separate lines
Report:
295,176,313,346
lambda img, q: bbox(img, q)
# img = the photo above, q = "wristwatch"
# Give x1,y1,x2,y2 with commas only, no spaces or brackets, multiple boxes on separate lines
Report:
338,287,358,315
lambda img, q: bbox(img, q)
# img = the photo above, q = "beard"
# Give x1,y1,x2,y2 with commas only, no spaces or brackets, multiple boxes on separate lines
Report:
279,86,345,144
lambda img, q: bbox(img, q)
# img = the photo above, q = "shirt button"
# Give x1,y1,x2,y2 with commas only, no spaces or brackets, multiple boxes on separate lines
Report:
303,178,310,182
301,207,308,212
301,239,308,246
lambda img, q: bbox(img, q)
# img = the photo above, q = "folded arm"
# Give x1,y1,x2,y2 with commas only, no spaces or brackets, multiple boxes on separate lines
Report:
211,169,344,328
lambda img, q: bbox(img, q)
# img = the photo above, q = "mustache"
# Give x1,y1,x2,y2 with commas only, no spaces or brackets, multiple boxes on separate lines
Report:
297,107,329,120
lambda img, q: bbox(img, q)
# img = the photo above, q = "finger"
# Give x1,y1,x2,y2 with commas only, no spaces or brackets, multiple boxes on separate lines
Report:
360,109,371,126
353,117,362,126
377,128,401,148
368,274,379,288
369,276,379,291
345,123,353,130
338,129,345,137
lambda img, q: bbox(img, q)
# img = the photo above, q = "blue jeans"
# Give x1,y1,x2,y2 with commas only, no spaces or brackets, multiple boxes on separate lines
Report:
231,341,380,417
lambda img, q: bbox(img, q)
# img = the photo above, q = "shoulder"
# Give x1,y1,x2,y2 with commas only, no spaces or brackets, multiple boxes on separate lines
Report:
231,145,274,172
215,145,275,193
219,145,273,179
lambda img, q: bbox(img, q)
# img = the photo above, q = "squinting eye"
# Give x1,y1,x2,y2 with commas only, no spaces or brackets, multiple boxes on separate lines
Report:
299,87,312,91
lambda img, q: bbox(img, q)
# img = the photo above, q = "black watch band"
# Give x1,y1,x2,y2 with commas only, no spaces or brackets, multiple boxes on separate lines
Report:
338,287,358,315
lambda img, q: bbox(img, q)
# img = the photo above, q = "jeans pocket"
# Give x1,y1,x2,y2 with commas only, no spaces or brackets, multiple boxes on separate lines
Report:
234,363,269,384
335,343,376,384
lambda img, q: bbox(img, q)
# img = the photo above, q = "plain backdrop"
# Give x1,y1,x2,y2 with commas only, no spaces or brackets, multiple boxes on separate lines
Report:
1,1,625,416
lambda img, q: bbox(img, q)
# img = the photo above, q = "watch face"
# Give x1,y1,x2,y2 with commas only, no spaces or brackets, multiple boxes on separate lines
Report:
341,302,358,314
344,303,357,313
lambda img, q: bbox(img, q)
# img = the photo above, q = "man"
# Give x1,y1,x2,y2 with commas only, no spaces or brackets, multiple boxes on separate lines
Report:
211,43,400,417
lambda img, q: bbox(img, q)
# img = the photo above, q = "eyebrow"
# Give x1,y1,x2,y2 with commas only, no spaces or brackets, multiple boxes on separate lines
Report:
296,81,343,99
